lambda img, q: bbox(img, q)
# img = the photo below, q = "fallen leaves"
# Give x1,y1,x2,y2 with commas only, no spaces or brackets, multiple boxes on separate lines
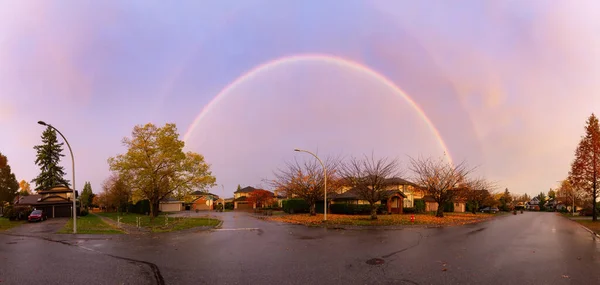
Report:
268,213,495,227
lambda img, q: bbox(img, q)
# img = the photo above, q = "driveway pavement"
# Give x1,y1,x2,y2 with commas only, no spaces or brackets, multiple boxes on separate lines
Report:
1,212,599,284
5,218,68,236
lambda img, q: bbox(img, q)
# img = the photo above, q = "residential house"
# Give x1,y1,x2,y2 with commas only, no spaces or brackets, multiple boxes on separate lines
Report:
187,191,220,211
233,186,275,210
545,198,557,211
15,186,78,218
330,177,421,214
526,197,540,210
159,197,184,212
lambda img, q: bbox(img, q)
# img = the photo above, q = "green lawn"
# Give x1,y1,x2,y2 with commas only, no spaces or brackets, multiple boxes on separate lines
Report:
0,218,24,231
58,215,124,234
97,212,220,233
574,220,600,235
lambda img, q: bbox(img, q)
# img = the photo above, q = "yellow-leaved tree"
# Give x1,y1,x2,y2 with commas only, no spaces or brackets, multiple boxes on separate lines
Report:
108,123,216,217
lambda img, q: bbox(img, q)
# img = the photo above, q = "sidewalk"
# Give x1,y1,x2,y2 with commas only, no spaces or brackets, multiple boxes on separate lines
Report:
92,213,150,234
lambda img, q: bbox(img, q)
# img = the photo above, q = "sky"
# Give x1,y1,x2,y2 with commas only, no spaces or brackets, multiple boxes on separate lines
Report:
2,0,600,198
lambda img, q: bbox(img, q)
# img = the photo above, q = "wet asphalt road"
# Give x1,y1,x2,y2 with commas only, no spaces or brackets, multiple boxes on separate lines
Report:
1,212,599,285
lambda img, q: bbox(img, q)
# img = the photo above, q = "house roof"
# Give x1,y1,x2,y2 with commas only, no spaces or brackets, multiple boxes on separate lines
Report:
160,197,183,203
422,195,437,202
332,188,407,200
190,191,218,197
234,196,248,202
234,186,257,193
14,195,42,205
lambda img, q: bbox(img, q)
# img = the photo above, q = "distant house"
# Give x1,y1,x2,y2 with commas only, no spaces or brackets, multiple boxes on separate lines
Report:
159,197,184,212
526,197,540,210
233,186,274,210
545,198,557,210
184,191,220,211
329,177,420,214
15,186,79,218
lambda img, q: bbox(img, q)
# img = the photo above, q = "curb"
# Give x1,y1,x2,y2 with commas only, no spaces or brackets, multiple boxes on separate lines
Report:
558,214,600,238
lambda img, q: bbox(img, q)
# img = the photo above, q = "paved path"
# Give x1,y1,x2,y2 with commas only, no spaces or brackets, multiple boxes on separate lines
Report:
1,212,599,284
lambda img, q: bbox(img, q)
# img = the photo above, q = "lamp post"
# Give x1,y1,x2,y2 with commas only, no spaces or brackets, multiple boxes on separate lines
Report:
38,121,76,233
294,148,327,221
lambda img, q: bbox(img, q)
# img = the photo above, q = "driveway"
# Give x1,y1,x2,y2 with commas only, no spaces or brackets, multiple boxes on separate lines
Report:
5,218,68,236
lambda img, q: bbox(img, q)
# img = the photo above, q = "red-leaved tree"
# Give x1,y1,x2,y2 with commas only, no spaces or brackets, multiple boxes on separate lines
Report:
569,114,600,221
247,190,274,208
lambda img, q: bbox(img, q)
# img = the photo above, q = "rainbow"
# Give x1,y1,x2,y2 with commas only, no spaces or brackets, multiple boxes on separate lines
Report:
183,53,453,164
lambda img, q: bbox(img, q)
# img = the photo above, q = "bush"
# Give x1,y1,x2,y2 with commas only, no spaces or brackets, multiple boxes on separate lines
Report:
5,206,32,221
80,209,89,216
403,207,416,214
414,199,425,213
282,199,310,214
128,200,150,215
329,204,386,215
224,202,234,210
443,201,455,212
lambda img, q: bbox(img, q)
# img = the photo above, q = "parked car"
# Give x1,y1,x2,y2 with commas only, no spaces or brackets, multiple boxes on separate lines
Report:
28,210,47,222
480,207,499,214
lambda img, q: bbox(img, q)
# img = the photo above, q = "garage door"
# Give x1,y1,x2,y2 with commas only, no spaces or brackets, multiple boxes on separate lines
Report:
236,202,253,211
54,205,72,217
159,203,181,212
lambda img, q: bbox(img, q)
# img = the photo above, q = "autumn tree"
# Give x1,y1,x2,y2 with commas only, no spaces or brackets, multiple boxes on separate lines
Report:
547,188,556,200
498,188,513,211
409,156,474,217
108,123,216,217
457,178,496,214
102,174,130,213
0,153,19,213
32,126,70,190
18,180,32,196
537,192,547,211
569,114,600,221
80,181,94,209
339,155,402,220
247,190,275,208
270,157,339,216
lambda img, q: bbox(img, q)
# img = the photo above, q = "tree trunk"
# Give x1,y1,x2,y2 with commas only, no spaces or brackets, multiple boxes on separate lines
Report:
593,173,597,222
471,202,478,214
436,202,445,218
309,203,316,216
150,200,160,218
370,205,378,220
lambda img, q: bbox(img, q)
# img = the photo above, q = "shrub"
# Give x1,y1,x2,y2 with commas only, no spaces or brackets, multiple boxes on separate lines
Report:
414,199,425,213
403,207,416,214
224,202,234,210
443,201,455,212
80,209,89,216
282,199,310,214
128,200,150,215
329,204,385,215
5,206,32,221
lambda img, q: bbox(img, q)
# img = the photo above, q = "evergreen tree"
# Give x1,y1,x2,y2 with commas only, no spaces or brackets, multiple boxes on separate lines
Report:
569,114,600,221
0,152,19,205
80,181,94,209
32,126,70,190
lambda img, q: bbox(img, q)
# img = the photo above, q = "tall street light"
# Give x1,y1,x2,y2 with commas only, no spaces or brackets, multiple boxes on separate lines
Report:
294,148,327,221
38,121,77,233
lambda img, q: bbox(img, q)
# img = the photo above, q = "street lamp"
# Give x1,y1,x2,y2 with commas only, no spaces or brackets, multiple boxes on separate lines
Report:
38,121,77,233
294,148,327,221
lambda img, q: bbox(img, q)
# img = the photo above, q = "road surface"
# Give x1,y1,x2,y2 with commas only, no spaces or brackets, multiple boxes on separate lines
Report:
1,212,599,284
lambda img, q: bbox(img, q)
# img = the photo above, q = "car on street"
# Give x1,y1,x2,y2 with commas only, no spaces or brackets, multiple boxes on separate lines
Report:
480,207,499,214
28,210,47,222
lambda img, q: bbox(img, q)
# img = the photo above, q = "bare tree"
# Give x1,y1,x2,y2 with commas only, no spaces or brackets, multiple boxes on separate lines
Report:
339,154,402,220
269,157,339,216
455,177,497,214
409,156,474,217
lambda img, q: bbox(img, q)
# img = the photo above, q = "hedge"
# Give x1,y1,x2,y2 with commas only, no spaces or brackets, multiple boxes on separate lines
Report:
329,204,386,215
414,199,425,213
282,199,310,214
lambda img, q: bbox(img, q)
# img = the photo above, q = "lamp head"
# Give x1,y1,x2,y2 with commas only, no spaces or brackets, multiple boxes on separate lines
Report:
37,121,47,126
294,148,300,152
